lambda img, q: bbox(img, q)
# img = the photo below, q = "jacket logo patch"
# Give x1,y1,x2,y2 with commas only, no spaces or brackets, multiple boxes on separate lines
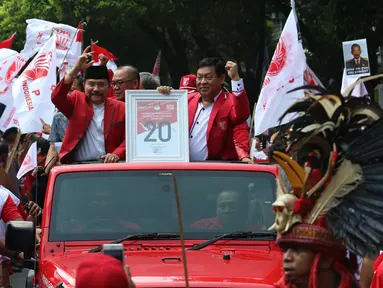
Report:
183,77,189,86
219,120,227,131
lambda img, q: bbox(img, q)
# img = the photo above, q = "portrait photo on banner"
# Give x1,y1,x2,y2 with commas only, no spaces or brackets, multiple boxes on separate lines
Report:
342,38,371,77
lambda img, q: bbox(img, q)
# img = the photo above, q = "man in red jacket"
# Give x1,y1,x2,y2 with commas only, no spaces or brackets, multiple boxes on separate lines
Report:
178,73,251,162
51,47,126,164
160,59,250,161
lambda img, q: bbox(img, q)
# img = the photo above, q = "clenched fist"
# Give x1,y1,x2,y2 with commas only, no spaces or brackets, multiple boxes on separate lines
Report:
225,61,240,81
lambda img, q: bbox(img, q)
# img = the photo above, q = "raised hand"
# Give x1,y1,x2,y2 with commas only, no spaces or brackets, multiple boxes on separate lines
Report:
74,46,94,72
98,53,109,66
225,61,240,81
40,118,51,134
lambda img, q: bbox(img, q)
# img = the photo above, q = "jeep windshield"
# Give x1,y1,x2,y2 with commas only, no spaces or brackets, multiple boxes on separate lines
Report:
49,170,276,241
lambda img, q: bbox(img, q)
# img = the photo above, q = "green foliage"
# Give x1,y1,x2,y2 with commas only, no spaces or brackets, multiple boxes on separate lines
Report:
0,0,382,99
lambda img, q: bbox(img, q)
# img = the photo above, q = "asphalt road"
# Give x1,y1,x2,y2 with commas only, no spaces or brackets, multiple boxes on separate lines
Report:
10,269,28,287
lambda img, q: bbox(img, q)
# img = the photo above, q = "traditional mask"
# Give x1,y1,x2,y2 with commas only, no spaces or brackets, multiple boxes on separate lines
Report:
268,194,302,233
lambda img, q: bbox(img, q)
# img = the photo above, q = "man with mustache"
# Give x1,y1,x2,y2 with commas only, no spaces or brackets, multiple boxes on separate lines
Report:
51,47,126,164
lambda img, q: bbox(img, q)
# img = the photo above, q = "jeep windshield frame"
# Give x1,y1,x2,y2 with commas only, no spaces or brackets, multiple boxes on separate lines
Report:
46,163,277,242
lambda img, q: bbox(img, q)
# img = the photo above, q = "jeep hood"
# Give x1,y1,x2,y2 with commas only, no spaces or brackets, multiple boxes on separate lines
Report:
41,249,282,287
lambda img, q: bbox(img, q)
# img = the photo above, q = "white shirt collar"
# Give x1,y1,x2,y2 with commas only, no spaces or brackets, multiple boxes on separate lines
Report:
199,90,222,104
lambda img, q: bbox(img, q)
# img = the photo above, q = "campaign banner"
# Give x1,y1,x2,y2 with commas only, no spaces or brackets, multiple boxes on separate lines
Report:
126,90,189,162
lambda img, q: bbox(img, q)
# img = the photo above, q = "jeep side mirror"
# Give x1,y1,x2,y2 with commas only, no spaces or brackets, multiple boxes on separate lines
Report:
6,221,36,259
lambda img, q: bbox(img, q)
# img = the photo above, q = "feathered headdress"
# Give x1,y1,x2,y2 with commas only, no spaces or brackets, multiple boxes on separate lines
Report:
268,75,383,258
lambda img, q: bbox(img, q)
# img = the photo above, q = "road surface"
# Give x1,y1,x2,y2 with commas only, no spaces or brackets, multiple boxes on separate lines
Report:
10,269,28,287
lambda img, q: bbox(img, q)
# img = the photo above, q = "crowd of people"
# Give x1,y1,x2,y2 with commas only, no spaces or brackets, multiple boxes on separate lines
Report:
0,45,382,288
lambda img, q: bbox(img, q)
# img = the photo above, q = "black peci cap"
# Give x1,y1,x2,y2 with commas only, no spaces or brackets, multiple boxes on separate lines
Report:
84,66,109,81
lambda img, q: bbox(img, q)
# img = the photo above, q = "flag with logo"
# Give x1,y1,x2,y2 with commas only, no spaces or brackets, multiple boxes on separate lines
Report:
304,65,324,87
20,19,78,66
12,36,57,133
17,142,37,179
0,49,27,131
253,10,306,136
59,23,83,79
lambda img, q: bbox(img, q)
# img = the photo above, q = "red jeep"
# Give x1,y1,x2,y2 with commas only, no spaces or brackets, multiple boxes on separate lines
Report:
7,162,282,287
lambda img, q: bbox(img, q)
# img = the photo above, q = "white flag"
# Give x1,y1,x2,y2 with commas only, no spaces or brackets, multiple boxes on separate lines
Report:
253,10,306,135
20,19,78,67
304,65,324,88
0,49,27,131
12,36,57,133
17,142,37,179
59,24,83,79
341,68,368,97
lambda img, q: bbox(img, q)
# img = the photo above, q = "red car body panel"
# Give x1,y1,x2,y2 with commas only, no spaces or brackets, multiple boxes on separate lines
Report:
37,163,282,287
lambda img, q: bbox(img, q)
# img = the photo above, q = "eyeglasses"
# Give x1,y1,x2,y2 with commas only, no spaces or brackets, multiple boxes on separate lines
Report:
110,79,136,87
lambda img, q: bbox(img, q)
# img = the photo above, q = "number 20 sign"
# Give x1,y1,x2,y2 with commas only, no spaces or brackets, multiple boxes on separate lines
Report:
126,90,189,162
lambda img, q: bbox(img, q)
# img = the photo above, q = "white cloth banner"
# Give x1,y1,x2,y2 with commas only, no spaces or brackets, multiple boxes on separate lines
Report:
12,36,57,133
20,19,80,72
341,68,368,97
59,25,83,79
253,10,306,135
0,49,27,131
17,142,37,179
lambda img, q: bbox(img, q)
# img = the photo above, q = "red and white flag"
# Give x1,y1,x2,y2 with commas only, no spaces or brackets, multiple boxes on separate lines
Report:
152,50,161,76
341,68,368,97
253,10,306,135
304,65,324,88
0,49,27,131
59,23,83,79
0,33,16,49
92,43,118,72
17,142,37,179
11,36,57,133
20,19,78,67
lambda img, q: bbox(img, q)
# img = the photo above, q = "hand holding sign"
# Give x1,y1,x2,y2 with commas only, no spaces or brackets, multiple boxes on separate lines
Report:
101,153,119,163
157,86,173,95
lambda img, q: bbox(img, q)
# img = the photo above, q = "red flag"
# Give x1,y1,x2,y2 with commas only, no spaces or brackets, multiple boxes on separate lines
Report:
76,24,83,43
152,50,161,76
0,33,16,49
91,43,118,62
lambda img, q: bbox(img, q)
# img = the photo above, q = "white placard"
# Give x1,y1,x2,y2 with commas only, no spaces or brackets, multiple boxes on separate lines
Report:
126,90,189,162
343,39,371,78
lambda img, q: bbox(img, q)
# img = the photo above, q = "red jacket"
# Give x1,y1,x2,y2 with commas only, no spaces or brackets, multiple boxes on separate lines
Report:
188,90,250,160
51,79,126,164
233,122,250,160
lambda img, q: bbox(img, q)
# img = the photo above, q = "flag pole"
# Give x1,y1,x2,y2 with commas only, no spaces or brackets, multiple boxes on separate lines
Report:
248,102,256,144
5,129,22,173
172,174,189,288
290,0,302,42
58,22,85,73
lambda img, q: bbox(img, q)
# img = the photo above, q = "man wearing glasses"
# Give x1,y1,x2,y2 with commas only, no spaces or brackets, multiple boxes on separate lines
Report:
111,66,140,102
